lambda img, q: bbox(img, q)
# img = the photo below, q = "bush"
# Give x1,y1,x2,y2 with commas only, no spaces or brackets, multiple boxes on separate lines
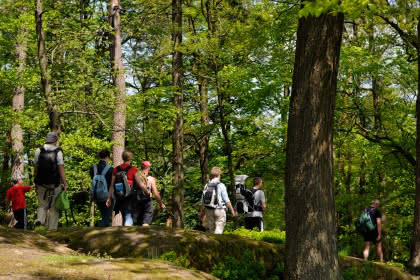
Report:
212,249,266,280
227,227,286,244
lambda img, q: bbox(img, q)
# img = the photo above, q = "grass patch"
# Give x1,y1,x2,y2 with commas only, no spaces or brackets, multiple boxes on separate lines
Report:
226,228,286,244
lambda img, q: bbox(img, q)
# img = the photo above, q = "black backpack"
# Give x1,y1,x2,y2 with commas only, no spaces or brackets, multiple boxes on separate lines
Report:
34,147,62,185
202,182,219,208
114,165,134,199
235,185,262,214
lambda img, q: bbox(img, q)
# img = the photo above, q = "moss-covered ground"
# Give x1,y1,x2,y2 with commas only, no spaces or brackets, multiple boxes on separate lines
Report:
0,226,217,280
1,225,420,279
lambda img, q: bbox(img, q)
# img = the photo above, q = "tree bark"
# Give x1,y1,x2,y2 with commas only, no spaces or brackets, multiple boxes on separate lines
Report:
35,0,60,132
171,0,185,228
216,73,235,204
109,0,126,167
410,16,420,270
11,22,27,179
199,76,209,186
284,5,344,280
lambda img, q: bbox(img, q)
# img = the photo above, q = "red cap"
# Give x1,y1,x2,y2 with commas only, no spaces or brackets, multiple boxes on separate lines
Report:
141,161,151,168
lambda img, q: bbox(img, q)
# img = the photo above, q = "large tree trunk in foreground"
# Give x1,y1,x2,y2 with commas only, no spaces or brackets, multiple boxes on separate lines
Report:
284,6,344,280
109,0,126,166
11,22,27,179
410,17,420,270
171,0,185,228
199,76,209,186
35,0,60,132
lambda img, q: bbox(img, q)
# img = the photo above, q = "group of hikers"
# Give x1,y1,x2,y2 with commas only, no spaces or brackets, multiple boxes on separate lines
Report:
4,131,383,262
5,131,267,234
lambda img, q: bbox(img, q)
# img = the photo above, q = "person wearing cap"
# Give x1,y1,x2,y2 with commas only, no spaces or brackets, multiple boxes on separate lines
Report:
5,174,33,229
134,161,166,226
33,131,68,230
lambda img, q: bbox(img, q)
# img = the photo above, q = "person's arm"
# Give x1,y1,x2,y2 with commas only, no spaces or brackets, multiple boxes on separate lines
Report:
23,186,32,192
226,201,236,217
33,148,40,179
106,175,116,207
377,217,382,241
220,184,236,216
150,177,165,209
57,165,68,192
261,191,267,211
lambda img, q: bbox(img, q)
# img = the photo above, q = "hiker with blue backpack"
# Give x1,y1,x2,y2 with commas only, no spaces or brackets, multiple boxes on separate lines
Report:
105,151,151,226
90,150,113,227
356,199,383,262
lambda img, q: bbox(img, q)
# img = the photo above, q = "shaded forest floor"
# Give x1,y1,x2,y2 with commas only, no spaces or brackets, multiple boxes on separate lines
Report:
0,225,419,280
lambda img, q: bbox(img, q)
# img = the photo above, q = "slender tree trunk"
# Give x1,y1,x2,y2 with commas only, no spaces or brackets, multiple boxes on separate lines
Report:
171,0,185,228
345,153,352,226
410,16,420,270
35,0,60,132
216,73,235,203
284,5,344,279
109,0,126,166
3,135,11,172
11,23,27,179
199,76,209,186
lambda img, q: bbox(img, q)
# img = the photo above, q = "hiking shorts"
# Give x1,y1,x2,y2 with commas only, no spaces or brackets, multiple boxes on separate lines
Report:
135,199,153,225
363,230,379,243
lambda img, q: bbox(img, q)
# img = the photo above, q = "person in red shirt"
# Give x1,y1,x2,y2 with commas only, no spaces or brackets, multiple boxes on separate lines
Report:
5,174,33,229
106,151,150,226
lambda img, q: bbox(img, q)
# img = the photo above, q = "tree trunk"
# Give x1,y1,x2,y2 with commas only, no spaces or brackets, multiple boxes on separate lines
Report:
171,0,185,228
109,0,126,167
11,23,27,179
35,0,60,132
199,76,209,186
410,16,420,270
284,5,344,279
216,73,235,204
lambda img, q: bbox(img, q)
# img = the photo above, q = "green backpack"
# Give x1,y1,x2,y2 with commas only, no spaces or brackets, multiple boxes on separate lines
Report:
355,209,376,233
55,191,70,211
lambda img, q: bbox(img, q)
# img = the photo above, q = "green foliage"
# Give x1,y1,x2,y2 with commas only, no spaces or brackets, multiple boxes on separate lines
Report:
342,263,375,280
159,251,191,268
227,228,286,244
211,249,266,280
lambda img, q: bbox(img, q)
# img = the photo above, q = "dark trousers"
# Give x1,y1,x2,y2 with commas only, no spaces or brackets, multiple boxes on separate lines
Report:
245,217,263,232
134,199,154,225
96,200,114,227
13,208,27,229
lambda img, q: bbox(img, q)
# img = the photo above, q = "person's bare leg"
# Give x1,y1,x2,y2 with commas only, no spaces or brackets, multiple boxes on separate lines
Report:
363,241,370,260
376,241,383,262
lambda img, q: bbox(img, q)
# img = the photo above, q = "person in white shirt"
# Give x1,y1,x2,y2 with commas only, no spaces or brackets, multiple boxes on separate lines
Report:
244,177,266,232
200,167,236,234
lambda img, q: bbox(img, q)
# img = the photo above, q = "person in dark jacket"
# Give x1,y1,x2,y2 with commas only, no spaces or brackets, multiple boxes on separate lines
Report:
90,150,113,227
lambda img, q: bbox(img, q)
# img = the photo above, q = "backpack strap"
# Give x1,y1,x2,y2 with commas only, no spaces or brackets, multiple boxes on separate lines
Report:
122,165,133,173
101,165,111,176
93,164,98,176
